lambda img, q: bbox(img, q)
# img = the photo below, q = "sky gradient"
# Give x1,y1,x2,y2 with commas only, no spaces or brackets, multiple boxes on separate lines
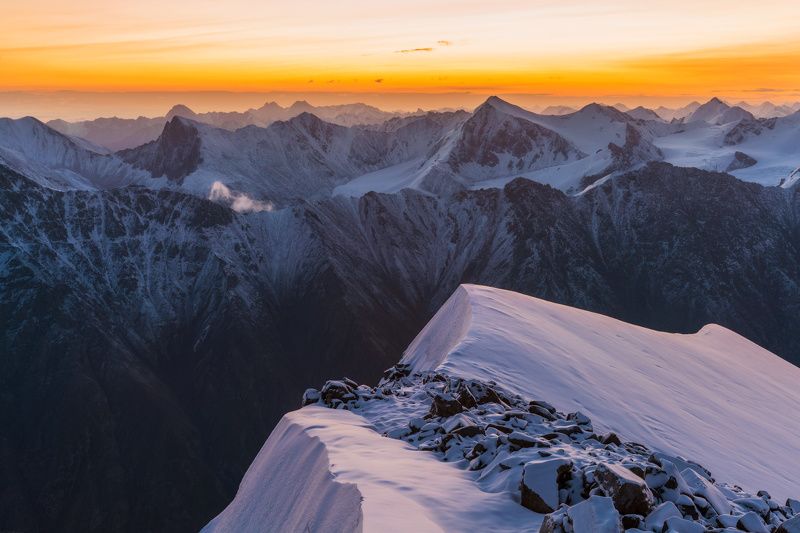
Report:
3,0,800,117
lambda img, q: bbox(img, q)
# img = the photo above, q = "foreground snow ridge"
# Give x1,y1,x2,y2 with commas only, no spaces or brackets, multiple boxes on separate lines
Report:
206,285,800,532
404,285,800,501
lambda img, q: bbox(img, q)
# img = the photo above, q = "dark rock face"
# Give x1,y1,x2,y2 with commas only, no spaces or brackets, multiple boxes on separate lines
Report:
449,102,582,172
3,161,800,531
726,151,758,172
119,116,202,182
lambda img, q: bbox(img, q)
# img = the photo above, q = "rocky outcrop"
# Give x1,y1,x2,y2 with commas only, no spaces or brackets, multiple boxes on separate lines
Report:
119,116,202,182
302,366,800,533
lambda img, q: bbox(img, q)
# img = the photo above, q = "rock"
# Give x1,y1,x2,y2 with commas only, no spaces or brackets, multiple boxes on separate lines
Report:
777,515,800,533
452,425,484,438
716,514,740,528
601,432,622,446
567,411,592,426
787,499,800,515
301,388,320,406
320,380,355,404
645,501,682,531
539,512,563,533
681,468,731,516
651,453,713,482
520,458,573,513
529,403,558,420
664,517,704,533
735,497,771,517
456,380,505,407
737,511,769,533
428,392,463,418
567,496,621,533
508,431,549,449
595,463,655,516
621,514,644,529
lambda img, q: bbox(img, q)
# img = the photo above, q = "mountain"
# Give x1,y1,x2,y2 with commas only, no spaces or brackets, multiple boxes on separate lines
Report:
4,160,800,531
207,285,800,531
654,108,800,184
626,105,664,121
540,105,576,115
420,97,584,192
120,112,465,206
47,116,167,151
685,97,754,125
0,116,146,189
655,101,701,121
735,101,796,118
49,101,412,151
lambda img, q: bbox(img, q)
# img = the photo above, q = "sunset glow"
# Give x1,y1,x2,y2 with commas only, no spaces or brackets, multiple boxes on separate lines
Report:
4,0,800,116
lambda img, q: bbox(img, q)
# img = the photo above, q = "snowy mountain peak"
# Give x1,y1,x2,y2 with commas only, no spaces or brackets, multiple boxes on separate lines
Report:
288,100,314,112
165,104,198,120
626,106,663,121
0,116,146,189
686,97,754,125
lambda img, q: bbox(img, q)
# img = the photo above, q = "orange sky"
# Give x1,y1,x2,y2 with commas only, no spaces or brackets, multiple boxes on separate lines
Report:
3,0,800,117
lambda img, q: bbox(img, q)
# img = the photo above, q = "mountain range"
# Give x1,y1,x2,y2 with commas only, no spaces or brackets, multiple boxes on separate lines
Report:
2,95,800,531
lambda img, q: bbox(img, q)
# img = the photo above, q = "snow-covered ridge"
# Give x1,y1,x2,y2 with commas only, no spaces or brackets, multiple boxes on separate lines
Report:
402,285,800,501
208,284,800,532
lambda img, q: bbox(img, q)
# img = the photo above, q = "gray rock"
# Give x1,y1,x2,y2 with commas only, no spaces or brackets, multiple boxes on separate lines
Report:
777,515,800,533
737,511,769,533
521,458,572,513
595,463,655,516
567,496,621,533
645,501,682,531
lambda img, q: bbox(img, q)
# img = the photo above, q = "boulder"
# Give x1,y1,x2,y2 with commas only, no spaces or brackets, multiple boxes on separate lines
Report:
520,458,572,513
455,379,506,407
301,388,320,406
644,501,682,531
787,499,800,515
777,515,800,533
681,468,731,516
320,380,355,404
737,511,769,533
567,496,621,533
428,392,463,418
595,463,655,515
665,516,705,533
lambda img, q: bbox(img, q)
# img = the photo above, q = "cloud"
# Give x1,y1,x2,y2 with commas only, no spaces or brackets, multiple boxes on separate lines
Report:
208,181,273,213
437,40,453,46
396,47,433,53
742,87,788,93
374,78,383,83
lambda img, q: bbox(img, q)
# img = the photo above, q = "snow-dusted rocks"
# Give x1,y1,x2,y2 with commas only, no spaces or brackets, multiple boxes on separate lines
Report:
521,458,573,513
542,496,621,533
594,463,655,516
402,284,800,501
777,515,800,533
274,354,798,533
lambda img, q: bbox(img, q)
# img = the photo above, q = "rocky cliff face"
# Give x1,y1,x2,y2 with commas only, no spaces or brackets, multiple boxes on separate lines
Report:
118,116,203,182
2,161,800,531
